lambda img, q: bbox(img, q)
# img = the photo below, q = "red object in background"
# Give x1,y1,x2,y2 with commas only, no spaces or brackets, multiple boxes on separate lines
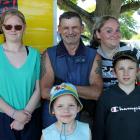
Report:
136,82,140,86
0,0,17,14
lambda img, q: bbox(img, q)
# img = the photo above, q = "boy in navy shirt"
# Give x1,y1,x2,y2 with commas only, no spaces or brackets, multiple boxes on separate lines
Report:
95,50,140,140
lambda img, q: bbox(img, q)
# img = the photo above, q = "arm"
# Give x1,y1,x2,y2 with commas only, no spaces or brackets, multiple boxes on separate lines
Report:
10,80,40,130
24,80,40,113
0,98,15,118
11,74,40,129
76,53,103,100
0,98,29,123
40,51,54,100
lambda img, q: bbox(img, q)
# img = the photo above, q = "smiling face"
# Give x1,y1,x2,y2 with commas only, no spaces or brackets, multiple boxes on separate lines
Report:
58,17,84,47
2,14,25,43
96,18,121,50
52,94,80,124
114,59,137,87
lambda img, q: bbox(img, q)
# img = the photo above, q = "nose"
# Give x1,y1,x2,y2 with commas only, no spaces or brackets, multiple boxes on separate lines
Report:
112,30,120,37
68,28,73,34
63,106,70,112
11,26,16,32
123,69,129,76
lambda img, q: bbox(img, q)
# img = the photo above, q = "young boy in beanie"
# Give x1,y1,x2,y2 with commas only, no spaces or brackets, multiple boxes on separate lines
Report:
94,50,140,140
41,83,91,140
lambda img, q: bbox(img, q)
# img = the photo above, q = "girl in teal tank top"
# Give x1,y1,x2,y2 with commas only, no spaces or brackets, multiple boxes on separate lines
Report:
0,9,41,140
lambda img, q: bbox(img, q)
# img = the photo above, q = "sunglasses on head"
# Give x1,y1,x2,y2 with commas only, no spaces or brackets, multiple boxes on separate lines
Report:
3,24,23,31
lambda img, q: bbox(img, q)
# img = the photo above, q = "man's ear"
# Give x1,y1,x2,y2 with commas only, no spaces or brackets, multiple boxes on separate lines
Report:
81,24,84,33
58,25,61,34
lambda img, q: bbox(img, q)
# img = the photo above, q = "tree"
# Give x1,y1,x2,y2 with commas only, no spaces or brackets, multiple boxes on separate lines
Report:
57,0,140,39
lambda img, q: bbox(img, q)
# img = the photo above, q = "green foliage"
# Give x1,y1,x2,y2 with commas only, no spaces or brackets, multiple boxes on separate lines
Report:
71,0,78,3
58,0,140,40
119,11,137,39
122,0,140,4
120,24,133,39
58,0,78,12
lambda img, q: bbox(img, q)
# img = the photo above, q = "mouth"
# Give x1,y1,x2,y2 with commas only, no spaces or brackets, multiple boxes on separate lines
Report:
67,36,75,39
61,115,71,118
8,33,17,35
123,78,130,81
66,34,76,37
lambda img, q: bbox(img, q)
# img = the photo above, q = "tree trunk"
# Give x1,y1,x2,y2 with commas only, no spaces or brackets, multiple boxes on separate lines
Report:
57,0,140,36
95,0,122,18
94,0,110,16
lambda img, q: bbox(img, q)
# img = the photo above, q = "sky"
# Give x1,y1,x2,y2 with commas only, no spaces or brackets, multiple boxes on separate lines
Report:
133,12,140,34
78,0,95,8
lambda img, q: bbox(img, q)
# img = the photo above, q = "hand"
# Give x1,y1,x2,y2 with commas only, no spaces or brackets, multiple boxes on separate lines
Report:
23,110,32,123
13,110,31,123
10,120,24,131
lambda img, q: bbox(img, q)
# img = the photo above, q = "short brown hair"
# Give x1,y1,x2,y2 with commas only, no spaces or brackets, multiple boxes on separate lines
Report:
59,11,83,26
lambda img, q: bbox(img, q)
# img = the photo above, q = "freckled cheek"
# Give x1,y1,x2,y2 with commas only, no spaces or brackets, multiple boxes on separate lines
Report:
70,109,79,114
61,31,67,35
116,34,121,39
100,34,109,39
54,111,62,116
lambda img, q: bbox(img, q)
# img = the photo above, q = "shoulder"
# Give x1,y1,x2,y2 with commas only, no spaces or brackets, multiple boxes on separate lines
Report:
83,46,97,63
120,41,127,47
47,45,57,52
45,46,57,60
119,42,134,51
100,85,119,100
42,124,56,140
76,121,90,139
104,85,119,95
135,86,140,92
85,45,97,53
0,44,3,52
77,120,89,130
28,46,40,56
42,123,56,135
0,44,3,47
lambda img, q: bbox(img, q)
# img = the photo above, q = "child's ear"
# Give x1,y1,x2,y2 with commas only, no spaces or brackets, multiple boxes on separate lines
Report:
136,68,140,81
77,106,81,113
112,68,116,77
52,111,55,115
51,108,55,115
